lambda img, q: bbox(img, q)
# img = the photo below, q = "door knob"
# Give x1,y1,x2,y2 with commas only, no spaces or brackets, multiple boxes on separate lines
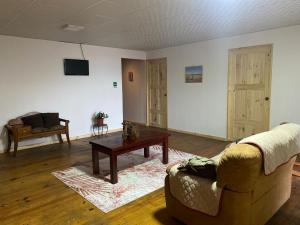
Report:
265,97,270,101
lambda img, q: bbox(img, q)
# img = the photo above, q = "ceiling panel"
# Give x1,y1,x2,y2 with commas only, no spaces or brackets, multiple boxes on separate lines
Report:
83,0,137,20
0,0,35,26
109,0,160,11
0,0,300,50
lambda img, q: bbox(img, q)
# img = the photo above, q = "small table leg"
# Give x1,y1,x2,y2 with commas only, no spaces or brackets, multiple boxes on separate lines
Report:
105,125,108,135
293,162,300,177
162,138,169,164
92,148,99,175
7,133,12,153
144,147,150,158
110,154,118,184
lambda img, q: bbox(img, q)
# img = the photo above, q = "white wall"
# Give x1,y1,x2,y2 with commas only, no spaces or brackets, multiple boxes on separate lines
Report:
147,25,300,139
122,59,147,124
2,25,300,152
0,35,146,152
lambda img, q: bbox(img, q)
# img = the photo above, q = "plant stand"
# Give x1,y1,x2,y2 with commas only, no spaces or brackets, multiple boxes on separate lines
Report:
93,123,108,136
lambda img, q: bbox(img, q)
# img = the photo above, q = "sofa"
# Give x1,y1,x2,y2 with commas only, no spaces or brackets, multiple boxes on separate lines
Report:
5,112,70,156
165,125,299,225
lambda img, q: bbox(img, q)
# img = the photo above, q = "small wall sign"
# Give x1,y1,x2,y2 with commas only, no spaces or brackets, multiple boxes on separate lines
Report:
113,82,117,88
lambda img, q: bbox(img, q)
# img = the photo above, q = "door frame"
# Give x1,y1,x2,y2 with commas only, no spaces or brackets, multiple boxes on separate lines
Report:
226,44,273,140
146,58,168,128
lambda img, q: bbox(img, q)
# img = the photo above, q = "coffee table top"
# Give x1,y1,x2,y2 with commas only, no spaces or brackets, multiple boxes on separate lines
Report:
89,130,170,151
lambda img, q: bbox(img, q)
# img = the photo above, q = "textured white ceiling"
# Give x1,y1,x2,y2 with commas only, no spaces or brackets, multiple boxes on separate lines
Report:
0,0,300,50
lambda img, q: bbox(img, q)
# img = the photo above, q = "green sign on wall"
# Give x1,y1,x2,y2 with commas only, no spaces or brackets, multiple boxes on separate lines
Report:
113,82,117,88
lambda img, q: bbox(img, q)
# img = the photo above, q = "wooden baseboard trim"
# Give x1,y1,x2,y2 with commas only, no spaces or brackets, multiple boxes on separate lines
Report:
167,128,227,141
0,128,123,154
126,121,147,126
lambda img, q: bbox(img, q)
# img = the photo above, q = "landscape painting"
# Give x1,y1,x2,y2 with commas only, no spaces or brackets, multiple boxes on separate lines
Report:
185,65,203,83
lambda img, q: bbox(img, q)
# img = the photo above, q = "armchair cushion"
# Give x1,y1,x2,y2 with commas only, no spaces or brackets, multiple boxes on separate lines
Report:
167,164,223,216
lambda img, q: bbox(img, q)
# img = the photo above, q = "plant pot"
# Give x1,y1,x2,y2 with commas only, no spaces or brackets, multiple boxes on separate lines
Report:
97,118,104,126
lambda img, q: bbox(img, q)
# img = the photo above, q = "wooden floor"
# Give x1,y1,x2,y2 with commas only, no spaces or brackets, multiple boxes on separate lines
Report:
0,128,299,225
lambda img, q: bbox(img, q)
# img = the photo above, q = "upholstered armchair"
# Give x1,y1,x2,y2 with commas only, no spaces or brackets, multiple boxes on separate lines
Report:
165,139,296,225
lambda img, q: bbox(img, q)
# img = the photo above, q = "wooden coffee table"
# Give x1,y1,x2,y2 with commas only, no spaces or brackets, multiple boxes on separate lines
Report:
89,130,170,184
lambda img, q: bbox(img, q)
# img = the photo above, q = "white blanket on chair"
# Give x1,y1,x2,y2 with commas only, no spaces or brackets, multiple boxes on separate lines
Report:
239,123,300,175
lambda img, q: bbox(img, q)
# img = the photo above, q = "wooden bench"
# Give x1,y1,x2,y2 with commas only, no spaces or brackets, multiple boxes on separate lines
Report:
5,118,70,157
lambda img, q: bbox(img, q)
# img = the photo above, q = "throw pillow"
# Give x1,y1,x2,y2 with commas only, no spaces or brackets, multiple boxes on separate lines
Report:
42,113,60,128
21,114,44,128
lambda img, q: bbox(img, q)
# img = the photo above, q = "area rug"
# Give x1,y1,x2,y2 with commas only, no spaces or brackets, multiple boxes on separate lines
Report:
52,145,194,213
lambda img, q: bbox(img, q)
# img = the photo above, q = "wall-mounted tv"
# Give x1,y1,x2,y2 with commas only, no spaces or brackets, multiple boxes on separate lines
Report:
64,59,89,76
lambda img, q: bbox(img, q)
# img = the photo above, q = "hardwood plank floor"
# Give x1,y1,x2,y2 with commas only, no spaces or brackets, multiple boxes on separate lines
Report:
0,128,299,225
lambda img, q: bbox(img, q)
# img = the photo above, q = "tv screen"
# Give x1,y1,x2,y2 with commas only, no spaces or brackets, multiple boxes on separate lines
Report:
64,59,89,76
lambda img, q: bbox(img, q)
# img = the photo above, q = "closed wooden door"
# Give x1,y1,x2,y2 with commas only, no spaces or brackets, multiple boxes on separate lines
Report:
147,58,167,128
227,45,272,140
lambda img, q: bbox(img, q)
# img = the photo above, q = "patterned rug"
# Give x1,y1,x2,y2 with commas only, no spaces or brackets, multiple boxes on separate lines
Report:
52,145,194,213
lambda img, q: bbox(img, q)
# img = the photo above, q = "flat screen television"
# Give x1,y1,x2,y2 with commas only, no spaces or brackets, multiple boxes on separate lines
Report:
64,59,89,76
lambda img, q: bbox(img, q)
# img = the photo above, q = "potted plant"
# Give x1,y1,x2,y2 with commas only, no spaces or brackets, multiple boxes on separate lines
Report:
94,111,109,126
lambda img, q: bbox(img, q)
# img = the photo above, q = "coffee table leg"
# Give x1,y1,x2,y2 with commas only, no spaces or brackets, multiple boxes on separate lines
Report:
110,154,118,184
162,138,169,164
144,147,150,158
92,149,99,175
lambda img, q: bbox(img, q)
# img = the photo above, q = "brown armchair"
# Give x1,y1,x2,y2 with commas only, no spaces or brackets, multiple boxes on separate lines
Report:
165,144,296,225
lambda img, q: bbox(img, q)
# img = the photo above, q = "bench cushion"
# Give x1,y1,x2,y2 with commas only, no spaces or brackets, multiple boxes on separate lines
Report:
32,125,65,133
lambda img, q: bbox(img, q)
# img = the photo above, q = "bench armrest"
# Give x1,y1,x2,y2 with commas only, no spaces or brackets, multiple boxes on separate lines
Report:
5,124,19,134
5,124,32,136
59,118,69,124
5,124,13,131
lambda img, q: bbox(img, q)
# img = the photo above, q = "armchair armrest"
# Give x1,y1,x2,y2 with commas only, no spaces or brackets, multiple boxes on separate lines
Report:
217,144,262,192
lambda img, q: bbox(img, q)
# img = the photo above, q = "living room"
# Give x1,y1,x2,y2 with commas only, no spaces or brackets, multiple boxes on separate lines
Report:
1,1,300,225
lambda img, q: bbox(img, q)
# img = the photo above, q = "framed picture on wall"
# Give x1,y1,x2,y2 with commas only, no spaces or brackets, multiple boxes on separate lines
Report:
185,65,203,83
128,72,134,82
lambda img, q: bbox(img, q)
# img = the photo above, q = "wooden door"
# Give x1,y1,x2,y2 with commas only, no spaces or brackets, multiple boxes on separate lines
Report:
227,45,272,140
147,58,167,128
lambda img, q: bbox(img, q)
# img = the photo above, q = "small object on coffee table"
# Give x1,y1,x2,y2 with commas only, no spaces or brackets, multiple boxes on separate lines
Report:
89,130,170,184
122,120,139,140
